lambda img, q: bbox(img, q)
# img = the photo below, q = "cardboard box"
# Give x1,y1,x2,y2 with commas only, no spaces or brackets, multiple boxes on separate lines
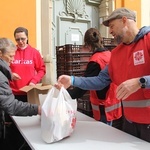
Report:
20,83,52,105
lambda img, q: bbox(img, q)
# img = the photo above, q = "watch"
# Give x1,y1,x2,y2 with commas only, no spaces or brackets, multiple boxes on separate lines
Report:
139,77,147,88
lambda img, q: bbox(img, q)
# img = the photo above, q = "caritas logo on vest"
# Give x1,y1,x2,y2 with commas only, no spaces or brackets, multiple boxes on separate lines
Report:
133,50,145,65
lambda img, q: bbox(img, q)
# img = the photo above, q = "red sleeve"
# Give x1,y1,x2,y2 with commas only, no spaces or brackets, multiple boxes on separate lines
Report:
30,50,46,83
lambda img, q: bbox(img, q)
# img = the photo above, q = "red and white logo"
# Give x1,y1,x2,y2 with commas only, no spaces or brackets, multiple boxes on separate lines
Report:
133,50,145,65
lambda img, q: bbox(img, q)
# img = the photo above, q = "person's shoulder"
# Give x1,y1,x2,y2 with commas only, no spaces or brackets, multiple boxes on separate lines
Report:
146,32,150,37
27,45,38,51
27,45,41,54
110,44,122,55
0,71,7,84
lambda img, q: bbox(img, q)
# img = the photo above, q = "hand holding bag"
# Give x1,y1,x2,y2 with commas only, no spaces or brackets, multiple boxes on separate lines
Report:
41,86,77,143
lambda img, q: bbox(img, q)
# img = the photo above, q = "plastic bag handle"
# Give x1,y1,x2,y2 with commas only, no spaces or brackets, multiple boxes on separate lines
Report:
60,86,74,102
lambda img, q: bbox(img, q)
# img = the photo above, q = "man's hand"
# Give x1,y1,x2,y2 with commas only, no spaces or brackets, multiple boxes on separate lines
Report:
116,78,141,100
12,73,21,80
29,82,36,86
38,106,41,115
55,75,71,89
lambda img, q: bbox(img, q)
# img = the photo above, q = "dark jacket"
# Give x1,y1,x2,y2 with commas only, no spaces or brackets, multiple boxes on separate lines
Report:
0,59,38,116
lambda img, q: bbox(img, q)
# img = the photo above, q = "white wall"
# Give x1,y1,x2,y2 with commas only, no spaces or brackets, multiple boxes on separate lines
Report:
141,0,150,26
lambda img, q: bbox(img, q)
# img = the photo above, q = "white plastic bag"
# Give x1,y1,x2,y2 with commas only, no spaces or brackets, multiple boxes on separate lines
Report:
41,86,77,143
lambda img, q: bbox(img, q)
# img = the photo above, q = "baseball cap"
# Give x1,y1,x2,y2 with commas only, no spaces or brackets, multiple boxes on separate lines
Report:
103,7,136,27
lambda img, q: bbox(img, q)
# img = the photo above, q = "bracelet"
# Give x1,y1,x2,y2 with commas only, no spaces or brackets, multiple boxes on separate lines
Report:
71,76,75,86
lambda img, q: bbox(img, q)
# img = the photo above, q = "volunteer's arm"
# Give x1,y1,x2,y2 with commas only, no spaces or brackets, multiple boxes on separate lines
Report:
68,61,102,99
116,76,150,100
57,65,111,90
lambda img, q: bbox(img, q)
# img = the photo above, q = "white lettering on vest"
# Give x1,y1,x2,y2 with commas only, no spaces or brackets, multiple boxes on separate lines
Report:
12,60,33,64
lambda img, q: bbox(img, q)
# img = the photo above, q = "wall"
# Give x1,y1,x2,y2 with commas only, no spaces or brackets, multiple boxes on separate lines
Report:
115,0,141,28
141,0,150,26
0,0,36,47
99,0,115,38
0,0,54,84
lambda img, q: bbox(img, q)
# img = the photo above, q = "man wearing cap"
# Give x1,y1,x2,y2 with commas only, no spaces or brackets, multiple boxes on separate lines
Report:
56,7,150,142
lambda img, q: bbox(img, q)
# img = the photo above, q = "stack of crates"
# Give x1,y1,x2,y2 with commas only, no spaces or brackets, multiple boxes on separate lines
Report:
56,44,93,117
102,37,116,51
56,44,92,77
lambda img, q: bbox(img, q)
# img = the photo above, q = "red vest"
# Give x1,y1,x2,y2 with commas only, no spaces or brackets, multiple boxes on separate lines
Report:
109,33,150,124
89,51,122,121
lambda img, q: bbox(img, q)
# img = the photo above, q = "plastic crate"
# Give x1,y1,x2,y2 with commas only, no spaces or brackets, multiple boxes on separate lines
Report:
56,44,91,53
57,69,85,77
102,37,115,45
102,38,116,51
77,99,92,112
56,44,92,62
77,92,91,110
56,52,92,62
77,92,93,117
57,61,88,71
56,44,92,78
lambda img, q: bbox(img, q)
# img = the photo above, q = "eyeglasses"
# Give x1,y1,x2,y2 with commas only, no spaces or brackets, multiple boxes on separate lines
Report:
15,38,26,42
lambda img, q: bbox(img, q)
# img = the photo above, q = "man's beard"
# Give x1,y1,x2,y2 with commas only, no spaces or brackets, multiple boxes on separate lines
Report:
114,36,123,45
